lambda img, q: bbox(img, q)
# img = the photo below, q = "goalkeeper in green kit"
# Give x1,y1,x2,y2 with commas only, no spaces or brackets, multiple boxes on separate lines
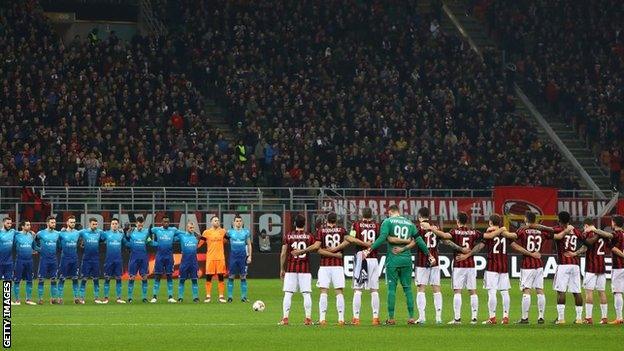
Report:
364,205,435,325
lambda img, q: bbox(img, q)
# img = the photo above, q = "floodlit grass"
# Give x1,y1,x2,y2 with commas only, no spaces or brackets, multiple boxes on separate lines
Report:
10,278,622,350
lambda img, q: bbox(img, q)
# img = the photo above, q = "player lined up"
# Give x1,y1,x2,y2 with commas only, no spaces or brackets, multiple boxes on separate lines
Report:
279,206,624,326
1,214,252,305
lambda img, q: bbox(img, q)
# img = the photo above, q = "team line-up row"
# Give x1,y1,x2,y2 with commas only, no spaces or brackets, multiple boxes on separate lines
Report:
278,206,624,326
1,214,251,304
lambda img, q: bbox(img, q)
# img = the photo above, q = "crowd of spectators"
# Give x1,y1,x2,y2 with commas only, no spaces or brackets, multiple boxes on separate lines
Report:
0,0,580,191
474,0,623,189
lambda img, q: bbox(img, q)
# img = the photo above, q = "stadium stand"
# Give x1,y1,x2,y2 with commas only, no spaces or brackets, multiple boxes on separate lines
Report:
0,1,580,190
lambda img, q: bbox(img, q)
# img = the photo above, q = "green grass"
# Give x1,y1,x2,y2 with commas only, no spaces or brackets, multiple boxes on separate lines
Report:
10,278,623,351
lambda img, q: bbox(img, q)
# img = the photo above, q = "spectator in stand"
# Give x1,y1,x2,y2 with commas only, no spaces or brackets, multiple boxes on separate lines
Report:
258,229,271,253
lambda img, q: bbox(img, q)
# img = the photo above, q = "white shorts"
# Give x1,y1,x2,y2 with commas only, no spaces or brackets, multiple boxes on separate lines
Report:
520,268,544,290
415,266,441,286
612,269,624,293
283,273,312,293
553,265,581,293
452,267,477,290
317,266,345,289
483,271,511,290
583,272,607,291
353,258,381,290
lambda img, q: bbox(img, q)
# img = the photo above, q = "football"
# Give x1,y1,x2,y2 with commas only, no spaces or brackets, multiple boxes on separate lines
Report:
252,300,265,312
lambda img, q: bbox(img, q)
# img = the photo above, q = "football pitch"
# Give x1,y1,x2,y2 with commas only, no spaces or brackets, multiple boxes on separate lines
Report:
10,278,622,351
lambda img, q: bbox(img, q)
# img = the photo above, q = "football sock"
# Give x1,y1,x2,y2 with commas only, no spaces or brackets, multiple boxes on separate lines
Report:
521,294,530,319
585,303,593,319
501,290,510,318
575,305,583,320
600,303,608,319
470,294,478,320
319,293,328,321
433,292,443,321
488,289,497,318
178,279,185,298
615,294,623,320
104,279,110,298
453,293,462,320
557,304,565,321
303,292,312,319
191,279,198,299
128,280,135,299
241,279,248,299
283,292,293,319
336,293,345,322
352,290,362,319
371,291,380,319
416,292,426,321
537,294,545,319
166,276,173,297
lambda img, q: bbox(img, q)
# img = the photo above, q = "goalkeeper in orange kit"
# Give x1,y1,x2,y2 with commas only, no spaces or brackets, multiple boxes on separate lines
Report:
200,216,227,303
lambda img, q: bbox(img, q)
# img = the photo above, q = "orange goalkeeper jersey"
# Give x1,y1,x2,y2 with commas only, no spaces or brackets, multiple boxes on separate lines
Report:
202,227,226,261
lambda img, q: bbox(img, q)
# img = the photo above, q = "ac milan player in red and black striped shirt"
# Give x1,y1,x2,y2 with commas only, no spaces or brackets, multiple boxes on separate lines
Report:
566,218,614,324
510,211,555,324
279,214,320,325
457,214,516,324
314,212,348,325
347,207,381,325
609,215,624,324
542,211,584,324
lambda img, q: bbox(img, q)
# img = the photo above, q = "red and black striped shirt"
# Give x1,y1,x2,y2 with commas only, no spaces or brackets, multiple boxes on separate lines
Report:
317,225,346,267
283,229,317,273
585,230,609,274
611,230,624,270
553,226,583,266
515,228,548,269
484,230,510,273
450,226,482,268
352,220,380,259
417,220,438,267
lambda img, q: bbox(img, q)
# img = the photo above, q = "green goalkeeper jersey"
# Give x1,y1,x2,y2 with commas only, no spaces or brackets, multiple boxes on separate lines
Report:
371,215,428,268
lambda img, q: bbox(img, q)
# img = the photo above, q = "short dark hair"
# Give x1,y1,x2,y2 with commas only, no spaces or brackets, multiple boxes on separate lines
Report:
3,217,12,222
458,212,468,225
67,215,76,220
295,214,306,228
613,215,624,228
525,211,536,224
162,215,170,220
234,214,242,220
418,207,430,219
327,212,337,224
89,217,98,223
583,218,593,226
46,215,56,222
362,207,372,219
558,211,571,225
111,218,119,223
489,214,502,226
210,215,219,221
135,216,144,223
20,221,30,230
388,204,399,213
